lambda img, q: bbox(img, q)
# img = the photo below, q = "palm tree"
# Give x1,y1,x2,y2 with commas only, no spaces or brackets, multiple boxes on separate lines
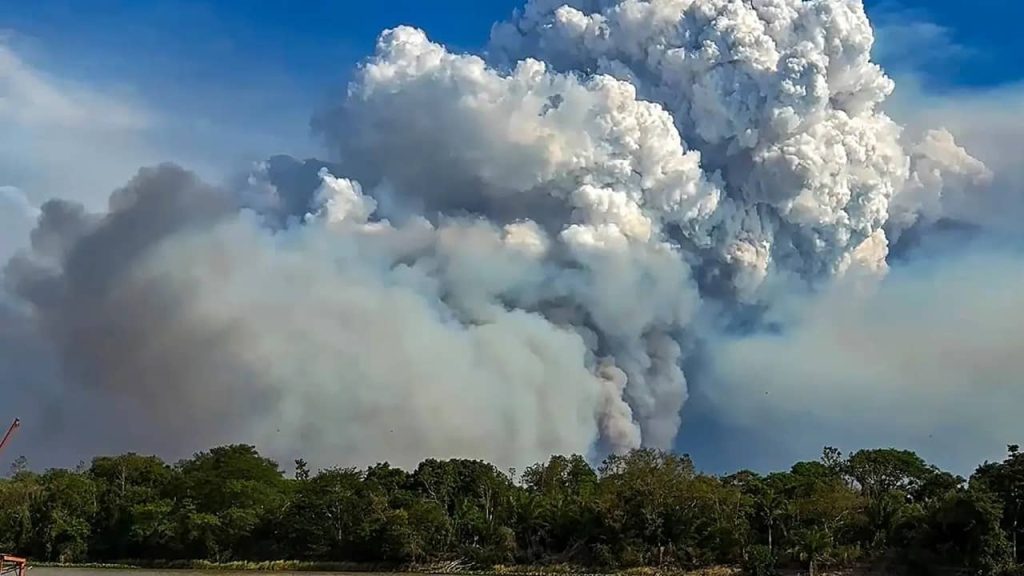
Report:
755,488,789,554
790,527,833,576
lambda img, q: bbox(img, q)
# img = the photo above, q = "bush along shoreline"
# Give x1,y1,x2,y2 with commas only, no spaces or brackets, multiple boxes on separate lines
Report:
6,444,1024,575
28,560,737,575
28,561,740,576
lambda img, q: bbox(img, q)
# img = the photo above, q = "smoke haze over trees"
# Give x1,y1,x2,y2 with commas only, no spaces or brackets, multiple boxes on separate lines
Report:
3,444,1024,575
1,0,1024,475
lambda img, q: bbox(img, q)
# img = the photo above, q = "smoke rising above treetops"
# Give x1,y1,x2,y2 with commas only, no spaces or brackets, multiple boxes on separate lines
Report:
3,0,1021,473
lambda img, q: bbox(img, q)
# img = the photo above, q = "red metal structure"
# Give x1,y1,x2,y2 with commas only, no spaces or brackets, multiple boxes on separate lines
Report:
0,419,20,455
0,556,26,576
0,419,26,576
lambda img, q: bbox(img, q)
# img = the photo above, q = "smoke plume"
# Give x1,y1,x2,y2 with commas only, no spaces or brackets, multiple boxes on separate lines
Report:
2,0,1018,471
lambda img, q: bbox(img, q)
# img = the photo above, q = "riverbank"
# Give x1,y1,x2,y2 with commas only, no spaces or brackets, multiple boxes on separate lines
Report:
26,562,900,576
29,562,741,576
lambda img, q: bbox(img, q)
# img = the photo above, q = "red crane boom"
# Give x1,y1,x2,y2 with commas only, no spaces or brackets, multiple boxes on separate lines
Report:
0,419,20,456
0,419,26,576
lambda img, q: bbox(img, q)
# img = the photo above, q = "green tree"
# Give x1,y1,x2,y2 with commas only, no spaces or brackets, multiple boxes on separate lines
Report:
294,459,310,481
0,471,38,554
595,449,709,567
790,527,834,576
910,487,1011,574
88,453,174,559
402,499,453,561
0,441,1014,574
9,456,29,477
847,449,934,498
518,455,598,563
973,445,1024,563
175,445,287,560
282,467,366,560
410,458,516,561
30,469,98,562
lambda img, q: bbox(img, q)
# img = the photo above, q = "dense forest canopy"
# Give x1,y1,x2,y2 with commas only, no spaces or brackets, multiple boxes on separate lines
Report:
3,445,1024,575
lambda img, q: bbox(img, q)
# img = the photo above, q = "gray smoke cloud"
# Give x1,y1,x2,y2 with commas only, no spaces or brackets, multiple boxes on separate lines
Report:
2,0,1018,472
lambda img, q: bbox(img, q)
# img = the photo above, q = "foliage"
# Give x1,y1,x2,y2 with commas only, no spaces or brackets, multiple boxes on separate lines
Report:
975,446,1024,565
2,444,1024,574
741,544,776,576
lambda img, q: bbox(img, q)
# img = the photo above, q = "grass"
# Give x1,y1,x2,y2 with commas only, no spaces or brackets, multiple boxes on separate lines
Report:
33,561,395,571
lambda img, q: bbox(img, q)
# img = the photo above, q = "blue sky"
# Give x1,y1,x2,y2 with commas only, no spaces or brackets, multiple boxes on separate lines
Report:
6,0,1022,89
0,1,526,174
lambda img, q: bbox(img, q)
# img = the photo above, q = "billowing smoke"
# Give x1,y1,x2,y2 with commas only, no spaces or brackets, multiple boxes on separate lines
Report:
1,0,1014,471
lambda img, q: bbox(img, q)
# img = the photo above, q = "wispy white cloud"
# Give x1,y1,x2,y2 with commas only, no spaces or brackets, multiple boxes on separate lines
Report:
872,13,970,76
0,44,163,210
0,45,151,131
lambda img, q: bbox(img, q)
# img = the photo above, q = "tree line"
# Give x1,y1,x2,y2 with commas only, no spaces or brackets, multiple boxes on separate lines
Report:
3,444,1024,575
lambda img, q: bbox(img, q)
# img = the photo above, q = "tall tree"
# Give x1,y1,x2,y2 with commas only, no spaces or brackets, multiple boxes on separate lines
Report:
973,445,1024,562
88,453,174,559
31,469,98,562
175,445,287,560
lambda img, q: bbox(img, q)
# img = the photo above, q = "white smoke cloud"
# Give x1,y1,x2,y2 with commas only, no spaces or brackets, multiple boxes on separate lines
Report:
2,0,1015,471
6,164,639,470
489,0,915,282
315,24,715,450
886,77,1024,237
